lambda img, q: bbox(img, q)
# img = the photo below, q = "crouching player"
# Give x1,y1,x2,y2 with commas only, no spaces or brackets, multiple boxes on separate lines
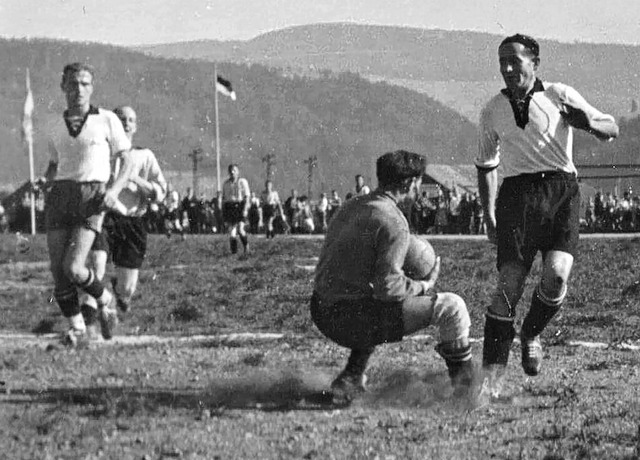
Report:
108,106,167,312
311,150,476,400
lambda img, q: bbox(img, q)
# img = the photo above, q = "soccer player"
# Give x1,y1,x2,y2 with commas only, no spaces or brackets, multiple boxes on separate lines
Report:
353,174,371,197
221,164,251,254
312,150,476,400
43,62,132,345
107,106,168,313
165,188,186,240
477,34,618,389
260,179,285,239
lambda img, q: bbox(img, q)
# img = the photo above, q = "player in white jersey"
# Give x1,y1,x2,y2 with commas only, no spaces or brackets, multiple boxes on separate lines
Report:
222,164,251,254
260,179,285,239
477,35,618,392
42,63,132,345
354,174,371,197
101,106,167,312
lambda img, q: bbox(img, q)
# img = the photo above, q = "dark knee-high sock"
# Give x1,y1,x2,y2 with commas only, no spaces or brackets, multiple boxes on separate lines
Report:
483,313,516,367
345,348,375,375
521,285,563,338
230,237,238,254
239,234,248,250
55,288,80,318
76,269,104,300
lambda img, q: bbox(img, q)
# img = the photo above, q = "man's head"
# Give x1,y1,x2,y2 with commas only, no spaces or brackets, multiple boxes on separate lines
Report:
498,34,540,95
61,63,95,110
355,174,365,187
114,106,137,140
228,164,239,180
376,150,426,202
265,179,273,190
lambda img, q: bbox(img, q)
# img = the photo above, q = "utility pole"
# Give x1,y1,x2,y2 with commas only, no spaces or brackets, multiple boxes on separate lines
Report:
188,147,204,197
262,153,276,182
304,155,318,198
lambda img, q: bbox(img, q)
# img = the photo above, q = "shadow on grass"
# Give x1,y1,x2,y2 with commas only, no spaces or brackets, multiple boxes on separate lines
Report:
0,369,472,416
1,371,350,415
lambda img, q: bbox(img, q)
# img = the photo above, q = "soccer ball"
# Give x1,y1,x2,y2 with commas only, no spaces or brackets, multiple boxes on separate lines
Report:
403,235,437,280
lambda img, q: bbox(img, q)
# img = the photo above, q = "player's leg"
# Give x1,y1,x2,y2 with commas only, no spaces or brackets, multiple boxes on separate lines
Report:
229,222,239,254
309,293,378,397
402,292,477,396
80,248,108,334
520,173,579,375
520,250,573,375
64,225,118,340
482,261,528,367
48,228,86,341
111,216,147,312
238,218,249,252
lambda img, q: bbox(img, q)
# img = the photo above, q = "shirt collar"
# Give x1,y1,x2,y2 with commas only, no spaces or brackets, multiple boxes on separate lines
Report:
501,78,545,100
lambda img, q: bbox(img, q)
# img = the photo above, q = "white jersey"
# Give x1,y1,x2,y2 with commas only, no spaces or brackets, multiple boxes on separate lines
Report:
115,147,167,217
355,185,371,196
477,80,615,179
261,190,281,206
222,177,250,203
48,106,131,183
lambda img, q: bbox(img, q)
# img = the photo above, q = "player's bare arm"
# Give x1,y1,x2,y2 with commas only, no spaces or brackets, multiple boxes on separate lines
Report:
477,167,498,243
103,149,134,210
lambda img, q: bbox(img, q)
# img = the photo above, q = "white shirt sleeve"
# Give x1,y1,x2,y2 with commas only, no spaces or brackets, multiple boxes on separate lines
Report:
559,83,615,123
476,105,501,170
105,111,132,155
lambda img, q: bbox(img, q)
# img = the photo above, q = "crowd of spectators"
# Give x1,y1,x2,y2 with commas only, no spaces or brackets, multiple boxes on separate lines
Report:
582,190,640,232
3,181,640,236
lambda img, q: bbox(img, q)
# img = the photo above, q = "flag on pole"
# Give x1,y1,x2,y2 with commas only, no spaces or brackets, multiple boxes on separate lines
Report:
216,75,236,101
22,69,34,145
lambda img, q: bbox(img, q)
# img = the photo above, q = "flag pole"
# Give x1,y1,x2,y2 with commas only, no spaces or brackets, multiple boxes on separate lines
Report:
214,63,221,196
25,69,36,236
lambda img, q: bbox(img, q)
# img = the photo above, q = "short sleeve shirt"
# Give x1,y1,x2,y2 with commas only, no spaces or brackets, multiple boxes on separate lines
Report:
476,81,614,178
48,106,131,183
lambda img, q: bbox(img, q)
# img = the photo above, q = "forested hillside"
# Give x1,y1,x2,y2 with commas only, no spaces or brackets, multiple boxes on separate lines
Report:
0,38,476,195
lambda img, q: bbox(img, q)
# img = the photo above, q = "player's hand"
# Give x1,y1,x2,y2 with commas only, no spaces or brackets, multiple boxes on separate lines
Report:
560,103,590,131
102,189,126,215
420,256,441,293
485,215,497,245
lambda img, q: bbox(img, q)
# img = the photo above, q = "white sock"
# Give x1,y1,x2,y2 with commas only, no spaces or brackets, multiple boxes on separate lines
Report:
97,289,112,308
69,314,86,332
78,291,98,309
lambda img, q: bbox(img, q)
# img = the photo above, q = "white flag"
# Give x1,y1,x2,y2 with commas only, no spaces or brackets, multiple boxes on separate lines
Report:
22,69,34,145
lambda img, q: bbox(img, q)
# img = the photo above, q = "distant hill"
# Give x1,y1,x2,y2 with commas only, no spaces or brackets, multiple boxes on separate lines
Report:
0,38,477,196
136,23,640,123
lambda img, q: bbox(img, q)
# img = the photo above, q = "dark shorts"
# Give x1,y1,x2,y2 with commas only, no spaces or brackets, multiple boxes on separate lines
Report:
262,204,278,220
106,214,148,269
310,292,404,349
91,227,110,252
223,201,245,225
45,181,106,233
496,171,580,271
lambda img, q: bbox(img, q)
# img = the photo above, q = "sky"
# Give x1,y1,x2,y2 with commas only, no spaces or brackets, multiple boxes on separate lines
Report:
1,0,640,46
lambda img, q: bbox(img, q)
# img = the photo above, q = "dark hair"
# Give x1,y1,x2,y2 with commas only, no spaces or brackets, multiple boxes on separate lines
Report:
62,62,95,85
355,174,364,180
228,163,239,173
376,150,427,187
500,34,540,57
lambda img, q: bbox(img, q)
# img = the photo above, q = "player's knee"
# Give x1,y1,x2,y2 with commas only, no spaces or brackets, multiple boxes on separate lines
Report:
435,293,471,340
538,276,567,306
64,260,87,284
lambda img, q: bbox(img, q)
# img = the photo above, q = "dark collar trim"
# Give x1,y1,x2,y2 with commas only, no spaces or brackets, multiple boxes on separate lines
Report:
501,79,545,129
63,105,99,138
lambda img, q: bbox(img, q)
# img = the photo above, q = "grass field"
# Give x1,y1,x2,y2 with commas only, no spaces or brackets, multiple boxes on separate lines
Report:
1,234,640,459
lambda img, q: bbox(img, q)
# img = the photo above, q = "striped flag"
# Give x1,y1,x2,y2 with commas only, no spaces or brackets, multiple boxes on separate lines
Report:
216,75,236,101
22,69,34,145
